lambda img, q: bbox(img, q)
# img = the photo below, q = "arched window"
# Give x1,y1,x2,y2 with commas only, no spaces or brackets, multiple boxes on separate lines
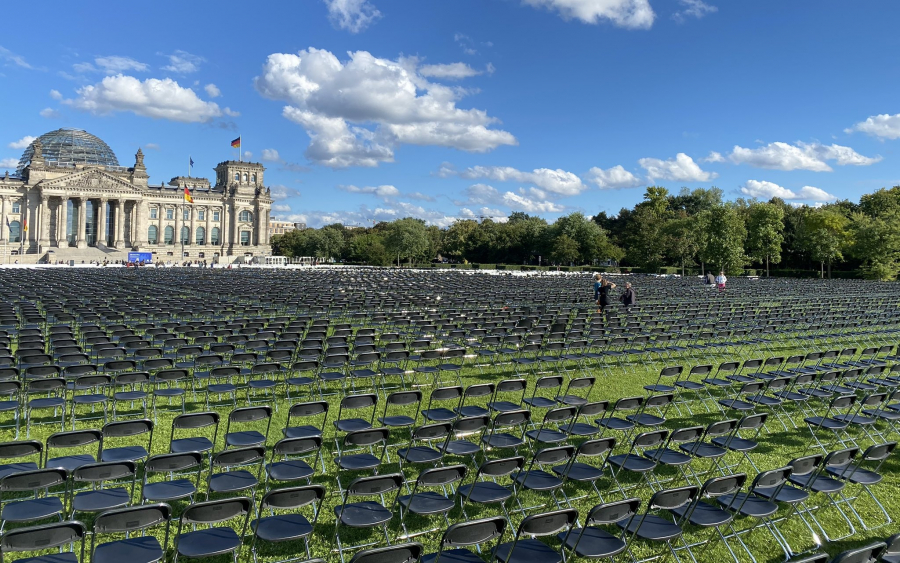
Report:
242,173,248,182
240,231,251,246
251,173,257,183
181,226,190,244
211,227,220,245
234,172,240,181
196,226,206,245
239,210,253,222
8,221,21,243
164,225,174,244
148,225,159,244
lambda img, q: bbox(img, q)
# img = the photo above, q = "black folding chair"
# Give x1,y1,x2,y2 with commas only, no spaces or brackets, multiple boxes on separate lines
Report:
90,504,170,563
173,497,251,563
250,485,325,563
0,521,85,563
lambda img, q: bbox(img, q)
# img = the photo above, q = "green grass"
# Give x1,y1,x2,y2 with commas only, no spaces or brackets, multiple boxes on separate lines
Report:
11,337,900,563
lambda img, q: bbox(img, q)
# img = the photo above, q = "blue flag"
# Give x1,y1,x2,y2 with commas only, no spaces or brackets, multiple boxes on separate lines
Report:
189,157,195,168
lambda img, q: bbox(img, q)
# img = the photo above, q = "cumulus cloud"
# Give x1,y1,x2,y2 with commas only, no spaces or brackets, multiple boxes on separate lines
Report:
740,180,837,202
584,165,643,189
39,108,61,119
49,90,63,100
638,153,717,182
702,151,725,163
269,184,301,200
0,158,19,169
324,0,381,33
8,136,36,150
672,0,717,23
406,192,435,202
729,141,881,171
338,184,401,200
418,62,483,80
452,165,585,196
63,74,222,123
261,149,280,162
204,84,221,98
521,0,655,29
846,113,900,140
222,107,240,117
460,183,565,213
144,143,160,150
304,202,460,228
161,50,204,73
255,48,516,167
271,203,293,213
0,46,34,69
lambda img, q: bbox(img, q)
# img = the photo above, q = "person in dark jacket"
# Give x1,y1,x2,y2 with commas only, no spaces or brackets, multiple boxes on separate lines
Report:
620,282,636,312
597,278,616,319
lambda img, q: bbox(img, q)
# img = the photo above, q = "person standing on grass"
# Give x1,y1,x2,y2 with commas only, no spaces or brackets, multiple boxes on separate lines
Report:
593,273,603,303
597,278,616,318
716,271,727,292
620,282,636,312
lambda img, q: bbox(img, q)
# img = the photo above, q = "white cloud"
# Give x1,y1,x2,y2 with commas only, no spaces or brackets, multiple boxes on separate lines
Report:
8,136,36,150
49,90,62,100
255,48,516,167
702,151,725,163
740,179,837,202
460,183,565,213
272,203,292,213
304,202,460,228
261,149,281,162
502,191,565,213
847,113,900,140
672,0,717,22
144,143,160,150
161,50,204,73
729,141,881,171
419,62,482,80
406,192,435,202
338,184,401,199
222,107,240,117
638,152,717,182
64,74,222,123
324,0,381,33
95,56,148,73
269,185,301,201
40,108,61,119
0,46,33,69
456,165,585,195
584,165,643,189
0,158,19,168
243,151,253,159
521,0,655,29
204,83,221,98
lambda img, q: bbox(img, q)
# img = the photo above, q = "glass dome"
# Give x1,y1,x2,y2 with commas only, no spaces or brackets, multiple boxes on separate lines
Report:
17,128,120,174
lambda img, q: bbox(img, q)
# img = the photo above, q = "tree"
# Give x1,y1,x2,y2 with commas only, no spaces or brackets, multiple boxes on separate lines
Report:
849,212,900,280
662,215,699,276
798,208,851,278
623,187,672,269
348,233,391,266
384,218,430,265
550,234,580,265
698,204,747,275
551,212,619,265
745,202,785,277
443,220,478,261
315,226,345,260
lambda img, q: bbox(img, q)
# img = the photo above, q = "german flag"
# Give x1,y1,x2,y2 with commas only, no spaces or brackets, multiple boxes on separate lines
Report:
230,136,241,148
183,187,194,204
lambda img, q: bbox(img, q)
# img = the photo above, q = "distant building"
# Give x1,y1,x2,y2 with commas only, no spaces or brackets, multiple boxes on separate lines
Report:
293,222,307,230
269,218,298,237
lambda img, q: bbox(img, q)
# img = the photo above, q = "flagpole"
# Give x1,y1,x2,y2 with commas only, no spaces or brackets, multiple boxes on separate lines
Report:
188,155,191,178
239,136,242,163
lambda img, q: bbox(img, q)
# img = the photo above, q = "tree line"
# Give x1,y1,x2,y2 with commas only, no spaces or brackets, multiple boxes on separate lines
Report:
271,184,900,280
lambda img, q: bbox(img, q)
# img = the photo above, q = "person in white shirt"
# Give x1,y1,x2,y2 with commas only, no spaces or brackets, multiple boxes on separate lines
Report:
716,271,727,292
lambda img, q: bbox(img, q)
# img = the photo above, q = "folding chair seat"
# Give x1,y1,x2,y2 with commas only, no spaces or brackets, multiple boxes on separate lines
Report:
378,390,422,432
334,394,378,434
141,452,203,503
0,468,68,529
223,406,272,448
512,446,574,512
825,442,896,531
525,406,576,447
421,386,462,423
284,360,319,399
482,410,530,452
457,457,524,519
805,394,857,452
555,376,595,407
719,381,766,413
23,377,66,437
44,430,102,473
151,368,188,416
627,394,674,429
441,415,489,461
69,460,136,516
170,411,219,460
493,508,577,563
617,486,698,562
333,474,403,563
250,485,325,563
173,497,251,563
560,498,638,560
397,465,466,538
488,379,527,413
99,419,153,463
669,473,747,560
645,366,683,394
0,442,42,480
89,504,170,563
596,396,643,436
246,363,281,406
265,437,322,484
455,384,494,418
398,423,451,470
829,543,887,563
335,428,390,484
206,446,265,498
0,521,86,563
882,533,900,563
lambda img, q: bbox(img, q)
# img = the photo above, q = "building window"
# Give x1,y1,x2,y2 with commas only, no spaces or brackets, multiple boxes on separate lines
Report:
251,173,257,183
240,231,251,246
150,207,158,219
234,172,240,181
164,226,174,244
211,227,220,245
198,210,205,221
242,173,248,182
213,210,220,222
166,208,174,220
183,209,190,221
196,226,206,245
8,221,21,243
239,210,253,222
11,202,20,214
148,225,159,244
181,226,190,243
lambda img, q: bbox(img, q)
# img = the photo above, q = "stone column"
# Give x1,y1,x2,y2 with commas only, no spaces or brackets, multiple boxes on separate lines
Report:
38,195,51,248
221,203,229,253
134,200,147,248
189,205,195,246
158,204,164,246
264,208,270,245
96,198,107,246
232,205,240,250
204,206,211,245
58,197,68,247
0,196,6,244
76,197,87,249
113,200,123,248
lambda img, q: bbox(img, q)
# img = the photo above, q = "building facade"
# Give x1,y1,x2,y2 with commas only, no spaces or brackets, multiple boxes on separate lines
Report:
0,128,272,263
268,219,300,238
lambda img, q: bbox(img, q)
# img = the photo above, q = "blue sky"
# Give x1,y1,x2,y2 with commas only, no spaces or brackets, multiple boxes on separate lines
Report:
2,0,899,227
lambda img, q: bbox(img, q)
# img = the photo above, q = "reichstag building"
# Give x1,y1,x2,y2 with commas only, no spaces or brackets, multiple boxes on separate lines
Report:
0,128,273,263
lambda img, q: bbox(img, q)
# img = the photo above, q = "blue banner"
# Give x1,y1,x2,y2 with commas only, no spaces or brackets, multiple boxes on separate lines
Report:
128,252,153,263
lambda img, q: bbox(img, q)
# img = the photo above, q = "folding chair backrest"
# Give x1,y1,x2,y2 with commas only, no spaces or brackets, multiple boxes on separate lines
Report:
829,542,886,563
173,412,219,432
288,401,328,421
439,516,507,548
102,419,153,440
260,484,325,511
478,456,525,478
145,452,202,474
492,410,530,428
344,428,390,448
349,543,423,563
751,466,792,491
182,497,252,524
0,441,41,464
452,416,489,435
347,473,403,497
701,473,746,498
93,503,171,533
823,447,859,470
73,460,136,483
649,485,698,510
518,508,577,537
417,465,466,488
542,406,576,424
273,437,322,457
387,391,421,408
586,498,641,526
788,454,823,478
211,446,265,468
532,445,574,466
0,521,85,555
860,441,897,462
1,468,67,492
411,423,451,442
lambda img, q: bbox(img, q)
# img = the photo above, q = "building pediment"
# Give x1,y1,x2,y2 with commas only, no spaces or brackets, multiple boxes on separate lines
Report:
37,168,143,197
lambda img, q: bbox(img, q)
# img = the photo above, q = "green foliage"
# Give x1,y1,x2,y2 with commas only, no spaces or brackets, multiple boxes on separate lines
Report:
384,218,430,265
745,202,785,275
798,208,851,277
849,212,900,280
697,204,747,275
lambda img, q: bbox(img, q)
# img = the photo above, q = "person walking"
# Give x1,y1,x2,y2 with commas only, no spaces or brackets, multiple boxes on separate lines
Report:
716,271,727,292
620,282,636,312
593,273,603,303
597,278,616,319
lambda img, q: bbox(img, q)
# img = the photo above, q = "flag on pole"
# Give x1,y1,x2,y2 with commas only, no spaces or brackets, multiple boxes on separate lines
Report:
22,218,27,232
190,157,194,168
230,137,241,148
183,187,194,204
